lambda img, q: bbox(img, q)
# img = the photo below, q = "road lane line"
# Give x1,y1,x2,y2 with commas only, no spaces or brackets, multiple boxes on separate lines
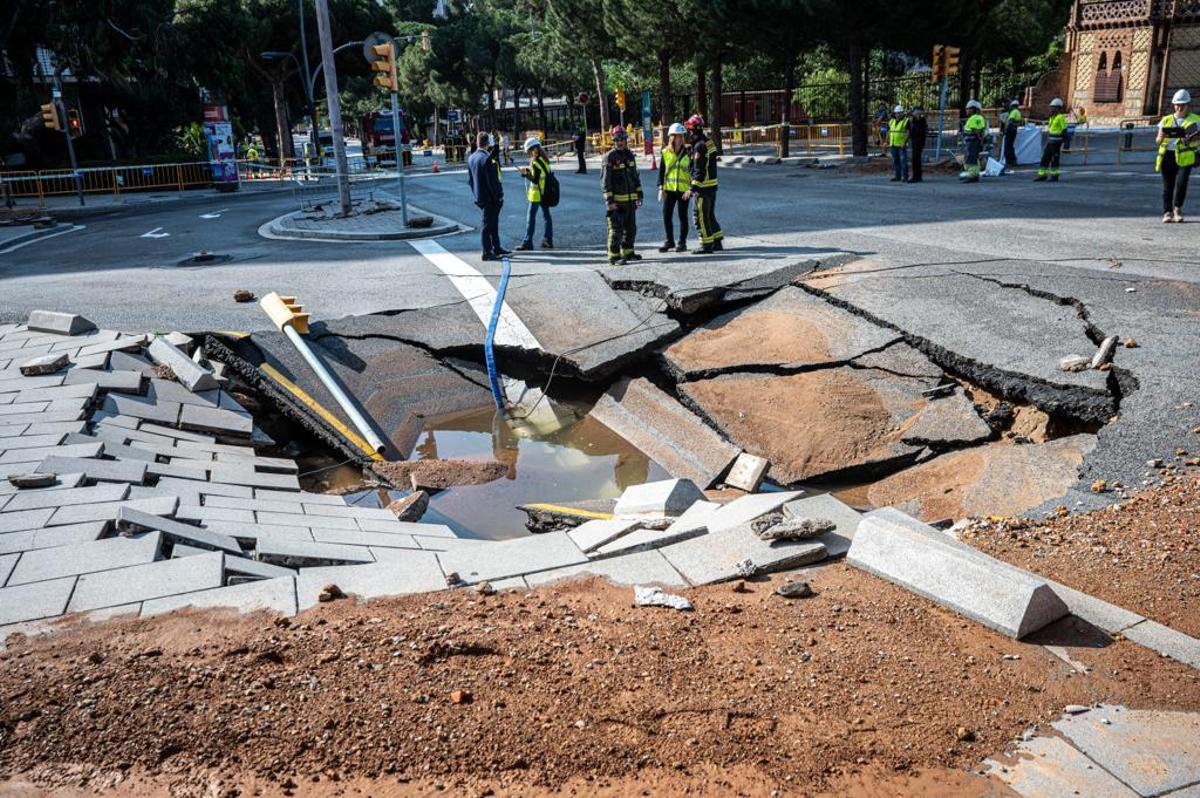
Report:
407,238,541,349
199,208,229,219
0,224,86,255
140,227,170,238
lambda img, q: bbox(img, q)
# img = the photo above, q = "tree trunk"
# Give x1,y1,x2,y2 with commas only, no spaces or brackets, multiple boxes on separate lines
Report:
591,58,609,132
695,59,707,118
709,58,723,155
781,52,795,158
848,37,867,157
658,49,672,125
270,75,296,162
487,77,497,130
512,87,521,135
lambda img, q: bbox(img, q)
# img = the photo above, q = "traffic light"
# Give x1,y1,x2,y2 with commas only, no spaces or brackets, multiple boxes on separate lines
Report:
370,42,397,92
945,46,961,76
421,30,431,52
931,45,945,82
40,102,62,131
615,86,626,111
67,108,83,138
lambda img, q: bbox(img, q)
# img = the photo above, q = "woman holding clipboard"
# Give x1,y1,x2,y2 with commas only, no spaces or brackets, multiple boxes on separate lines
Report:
1156,89,1200,224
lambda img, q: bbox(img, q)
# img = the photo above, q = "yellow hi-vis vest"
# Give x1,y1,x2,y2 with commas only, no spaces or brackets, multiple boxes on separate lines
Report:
661,146,690,192
888,117,910,147
1047,113,1068,140
1157,112,1200,172
525,156,550,202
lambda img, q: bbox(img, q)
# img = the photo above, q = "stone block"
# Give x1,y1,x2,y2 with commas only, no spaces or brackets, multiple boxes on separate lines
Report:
658,521,827,585
141,576,297,617
0,508,55,534
67,551,224,613
117,505,242,555
69,352,111,370
179,404,253,437
64,368,144,394
23,421,87,437
294,556,446,610
526,549,689,588
175,505,254,524
1,433,68,451
1123,621,1200,670
846,508,1069,639
200,520,314,547
613,479,706,518
147,336,218,393
985,734,1140,798
311,528,419,550
1044,579,1144,634
781,493,863,559
256,488,340,505
19,353,69,376
437,533,586,584
21,522,109,552
208,464,299,490
591,502,719,558
0,471,85,494
163,331,194,352
257,510,356,530
409,535,491,552
255,538,375,567
146,460,209,481
567,518,642,553
223,556,296,580
13,382,97,404
8,531,162,585
67,432,157,463
679,491,803,536
725,452,769,492
0,577,76,625
204,495,305,514
1052,704,1200,796
302,503,396,521
212,452,297,473
101,393,181,425
3,482,129,512
46,495,178,527
26,310,97,336
37,455,147,485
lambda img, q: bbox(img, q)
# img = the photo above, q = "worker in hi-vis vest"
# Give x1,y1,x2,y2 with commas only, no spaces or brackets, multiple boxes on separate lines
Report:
1035,98,1068,182
517,137,553,250
888,105,911,182
961,100,987,183
657,122,691,252
1003,99,1023,169
1156,89,1200,224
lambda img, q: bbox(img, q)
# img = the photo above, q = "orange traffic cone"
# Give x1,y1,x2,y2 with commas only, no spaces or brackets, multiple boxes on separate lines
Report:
432,162,439,173
650,153,657,171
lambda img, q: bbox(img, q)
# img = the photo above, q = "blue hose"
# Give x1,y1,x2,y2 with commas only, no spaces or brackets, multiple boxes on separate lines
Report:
484,256,511,409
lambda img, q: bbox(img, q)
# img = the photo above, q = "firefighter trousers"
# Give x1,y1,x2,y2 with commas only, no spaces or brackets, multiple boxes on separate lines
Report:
693,188,722,245
606,202,637,260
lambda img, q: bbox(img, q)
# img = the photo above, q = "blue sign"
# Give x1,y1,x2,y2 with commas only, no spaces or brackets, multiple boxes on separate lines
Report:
641,90,652,155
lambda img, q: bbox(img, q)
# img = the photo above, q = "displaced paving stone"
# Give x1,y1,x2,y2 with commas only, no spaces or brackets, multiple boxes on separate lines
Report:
525,549,688,588
67,551,225,613
8,531,162,586
659,522,827,586
847,508,1069,638
179,404,253,437
294,556,446,610
613,478,706,518
26,310,97,336
0,508,55,535
633,584,693,611
591,501,719,558
780,494,863,559
37,456,147,485
141,576,297,617
19,353,69,377
567,518,643,553
311,528,420,549
7,472,58,488
208,464,299,491
1123,621,1200,670
386,490,429,522
46,495,178,527
117,506,242,555
725,452,769,492
899,391,992,447
686,491,803,535
1051,705,1200,796
0,577,77,625
755,517,835,541
64,368,144,394
986,734,1139,798
255,538,375,567
437,533,587,584
867,434,1097,522
589,378,739,489
200,520,314,546
0,522,108,554
3,482,129,513
101,393,180,425
222,555,296,580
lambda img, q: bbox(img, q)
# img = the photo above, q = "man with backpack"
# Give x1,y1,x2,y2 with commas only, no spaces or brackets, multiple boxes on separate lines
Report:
517,137,558,250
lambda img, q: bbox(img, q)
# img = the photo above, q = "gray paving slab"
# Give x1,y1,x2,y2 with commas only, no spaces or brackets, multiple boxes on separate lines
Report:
0,401,50,417
567,518,643,553
0,553,17,585
302,502,396,521
8,522,109,553
118,506,242,555
212,452,296,473
204,495,305,514
69,352,112,370
589,378,740,489
136,420,216,442
68,431,159,463
200,520,314,546
1043,579,1145,634
12,382,97,404
1123,621,1200,670
437,533,587,584
0,461,42,480
0,433,67,451
613,478,707,518
1052,705,1200,796
156,477,252,499
0,576,77,625
684,491,804,535
37,455,147,485
146,460,209,481
86,411,140,429
8,531,162,586
256,538,375,567
355,516,429,534
592,503,717,558
208,464,299,490
141,576,297,617
526,549,688,588
3,482,129,512
22,420,87,437
46,495,178,527
294,556,446,610
0,424,30,438
256,488,341,505
101,393,181,424
0,410,86,426
179,404,253,436
46,330,119,352
74,334,149,360
311,528,420,549
67,550,224,613
223,556,296,580
26,310,96,336
847,508,1069,639
985,733,1140,798
781,493,863,559
257,510,356,529
147,336,218,392
149,378,219,408
658,521,828,585
0,508,55,534
64,368,144,394
175,505,255,524
410,535,492,552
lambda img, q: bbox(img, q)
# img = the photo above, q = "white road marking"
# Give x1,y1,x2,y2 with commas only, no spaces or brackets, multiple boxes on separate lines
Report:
0,224,86,255
140,227,170,239
407,238,541,349
199,208,229,219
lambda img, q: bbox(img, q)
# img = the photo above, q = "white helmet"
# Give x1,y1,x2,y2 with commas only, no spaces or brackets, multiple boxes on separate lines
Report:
523,136,541,151
893,104,905,114
966,99,982,110
1009,100,1020,108
668,122,686,136
1173,89,1192,105
1050,98,1064,107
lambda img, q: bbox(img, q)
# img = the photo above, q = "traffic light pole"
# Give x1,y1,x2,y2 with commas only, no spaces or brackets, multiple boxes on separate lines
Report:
390,87,409,226
934,75,948,163
50,69,84,207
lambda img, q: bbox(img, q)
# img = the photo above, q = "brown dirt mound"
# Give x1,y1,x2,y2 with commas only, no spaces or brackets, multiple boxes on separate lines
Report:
372,458,510,490
2,565,1198,796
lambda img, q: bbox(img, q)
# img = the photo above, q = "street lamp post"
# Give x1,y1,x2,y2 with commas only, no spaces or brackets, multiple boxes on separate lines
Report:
314,0,352,217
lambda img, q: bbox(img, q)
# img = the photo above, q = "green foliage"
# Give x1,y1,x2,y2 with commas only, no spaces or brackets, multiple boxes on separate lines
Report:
175,121,208,158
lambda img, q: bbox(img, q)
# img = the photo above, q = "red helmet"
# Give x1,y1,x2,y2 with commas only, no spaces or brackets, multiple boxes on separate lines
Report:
610,125,628,140
685,114,705,130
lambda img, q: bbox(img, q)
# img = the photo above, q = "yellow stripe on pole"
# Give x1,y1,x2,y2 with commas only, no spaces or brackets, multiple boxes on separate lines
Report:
523,503,614,521
259,362,384,461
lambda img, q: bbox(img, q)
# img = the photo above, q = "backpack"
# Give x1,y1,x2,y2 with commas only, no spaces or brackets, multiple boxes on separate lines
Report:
540,168,560,207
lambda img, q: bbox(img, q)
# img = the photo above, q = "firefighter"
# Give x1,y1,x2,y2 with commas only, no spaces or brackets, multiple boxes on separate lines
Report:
961,100,987,183
683,114,723,253
602,126,642,265
1156,89,1200,223
1003,99,1022,169
517,137,553,250
657,122,690,252
888,104,910,182
1035,98,1068,182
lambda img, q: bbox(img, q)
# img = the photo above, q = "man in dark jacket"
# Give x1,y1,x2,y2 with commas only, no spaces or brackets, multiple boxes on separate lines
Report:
573,128,587,174
467,132,508,260
908,107,928,183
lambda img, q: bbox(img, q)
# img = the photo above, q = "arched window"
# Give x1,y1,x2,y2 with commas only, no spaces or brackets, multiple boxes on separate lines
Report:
1094,50,1124,103
1112,52,1122,71
1098,52,1108,72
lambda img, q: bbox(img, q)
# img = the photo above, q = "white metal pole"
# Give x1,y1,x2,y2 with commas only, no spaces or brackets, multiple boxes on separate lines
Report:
314,0,351,215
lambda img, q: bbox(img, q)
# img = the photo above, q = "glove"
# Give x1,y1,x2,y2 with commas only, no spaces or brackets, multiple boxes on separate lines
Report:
606,202,617,211
635,199,642,209
657,189,664,202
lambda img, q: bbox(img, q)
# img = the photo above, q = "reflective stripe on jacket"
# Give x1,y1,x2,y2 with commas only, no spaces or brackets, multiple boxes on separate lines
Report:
1047,113,1068,140
525,156,550,202
659,147,691,192
602,148,643,203
690,135,718,189
888,117,910,147
963,113,987,141
1157,112,1200,171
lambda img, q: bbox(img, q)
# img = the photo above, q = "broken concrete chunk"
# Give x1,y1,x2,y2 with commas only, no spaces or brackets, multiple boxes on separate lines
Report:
147,336,218,393
1090,335,1119,369
614,478,705,518
7,472,58,489
27,310,97,336
163,331,194,353
387,490,430,522
846,508,1069,638
725,452,769,492
755,517,836,541
1059,355,1091,372
633,585,693,611
20,352,70,376
774,581,814,599
900,392,993,448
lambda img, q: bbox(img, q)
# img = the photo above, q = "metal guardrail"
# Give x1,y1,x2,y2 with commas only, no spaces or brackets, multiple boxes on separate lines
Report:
0,161,216,198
